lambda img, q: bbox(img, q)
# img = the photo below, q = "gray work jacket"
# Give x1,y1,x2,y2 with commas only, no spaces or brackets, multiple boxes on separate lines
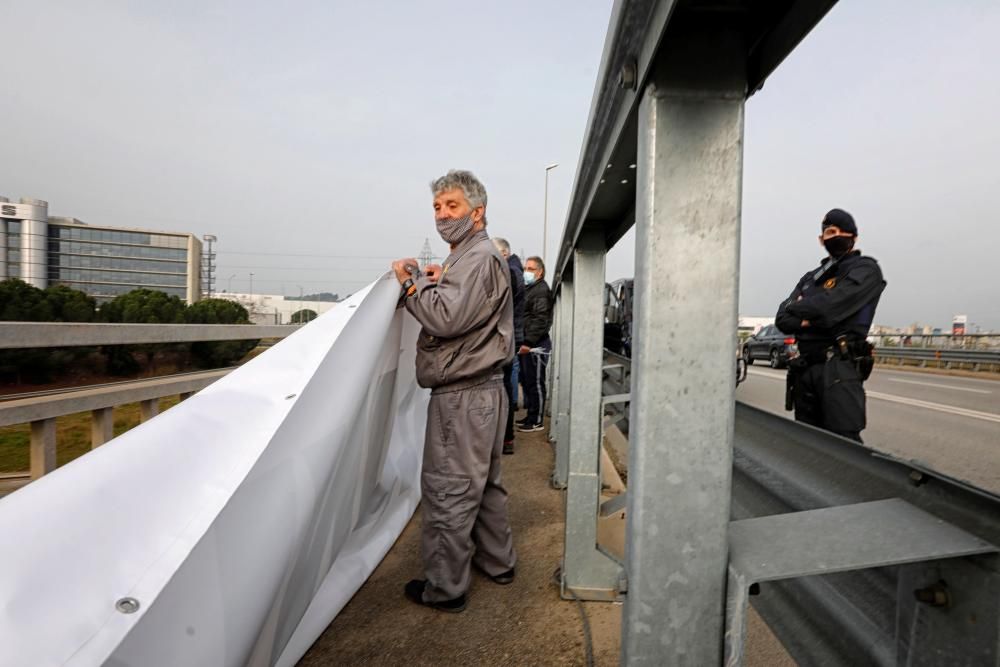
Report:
405,229,514,391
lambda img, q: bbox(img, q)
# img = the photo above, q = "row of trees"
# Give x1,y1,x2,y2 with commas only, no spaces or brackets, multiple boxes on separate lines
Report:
0,279,258,383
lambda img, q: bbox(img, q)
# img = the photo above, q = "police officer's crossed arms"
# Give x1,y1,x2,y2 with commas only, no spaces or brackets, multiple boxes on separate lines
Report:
775,209,887,443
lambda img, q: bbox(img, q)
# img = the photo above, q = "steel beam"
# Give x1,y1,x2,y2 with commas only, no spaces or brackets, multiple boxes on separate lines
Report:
622,17,747,664
562,230,623,600
548,303,559,432
552,279,575,489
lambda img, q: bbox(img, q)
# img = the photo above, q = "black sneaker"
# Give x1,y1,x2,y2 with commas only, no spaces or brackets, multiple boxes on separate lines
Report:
503,440,514,455
517,422,544,433
404,579,467,613
515,418,530,427
473,562,516,585
491,568,515,585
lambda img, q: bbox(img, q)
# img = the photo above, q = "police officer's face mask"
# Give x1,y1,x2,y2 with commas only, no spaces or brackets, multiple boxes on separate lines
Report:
823,234,854,258
435,212,475,245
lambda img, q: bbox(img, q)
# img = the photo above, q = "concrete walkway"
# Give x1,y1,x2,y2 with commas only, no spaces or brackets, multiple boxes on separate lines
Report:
299,421,793,666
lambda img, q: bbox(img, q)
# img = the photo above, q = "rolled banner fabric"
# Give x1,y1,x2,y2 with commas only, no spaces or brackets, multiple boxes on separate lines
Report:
0,274,428,667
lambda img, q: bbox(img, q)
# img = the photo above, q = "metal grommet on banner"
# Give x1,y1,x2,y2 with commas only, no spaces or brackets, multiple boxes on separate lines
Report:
115,597,140,614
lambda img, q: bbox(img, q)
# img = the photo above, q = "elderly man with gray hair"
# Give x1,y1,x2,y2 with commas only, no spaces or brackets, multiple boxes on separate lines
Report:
391,169,517,613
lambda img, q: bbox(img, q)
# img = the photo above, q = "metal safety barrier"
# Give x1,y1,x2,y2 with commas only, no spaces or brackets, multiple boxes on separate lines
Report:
0,322,300,484
729,403,1000,666
875,346,1000,371
0,321,297,348
545,0,999,664
592,354,1000,664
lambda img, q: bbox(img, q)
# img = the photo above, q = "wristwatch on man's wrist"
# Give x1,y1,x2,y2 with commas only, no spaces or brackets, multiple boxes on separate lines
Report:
401,278,416,297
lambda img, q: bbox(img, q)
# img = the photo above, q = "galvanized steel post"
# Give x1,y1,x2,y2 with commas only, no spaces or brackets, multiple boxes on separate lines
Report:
622,21,747,664
562,230,623,600
547,299,559,430
552,278,574,489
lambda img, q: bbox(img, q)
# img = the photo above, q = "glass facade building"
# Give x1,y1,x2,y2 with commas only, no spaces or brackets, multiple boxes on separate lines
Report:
0,197,202,303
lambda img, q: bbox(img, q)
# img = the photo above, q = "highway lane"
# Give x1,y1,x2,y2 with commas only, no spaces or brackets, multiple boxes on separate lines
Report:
736,365,1000,494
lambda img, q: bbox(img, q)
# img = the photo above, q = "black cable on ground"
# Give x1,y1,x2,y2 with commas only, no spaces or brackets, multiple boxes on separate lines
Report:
553,567,595,667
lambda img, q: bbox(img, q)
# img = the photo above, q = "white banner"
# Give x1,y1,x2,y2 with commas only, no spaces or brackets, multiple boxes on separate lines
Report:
0,275,428,666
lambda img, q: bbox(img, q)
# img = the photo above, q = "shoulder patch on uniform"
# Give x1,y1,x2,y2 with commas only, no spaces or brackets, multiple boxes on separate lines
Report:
823,278,837,289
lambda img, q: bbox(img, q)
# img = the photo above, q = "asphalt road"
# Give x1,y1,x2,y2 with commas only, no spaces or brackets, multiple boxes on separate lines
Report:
736,364,1000,494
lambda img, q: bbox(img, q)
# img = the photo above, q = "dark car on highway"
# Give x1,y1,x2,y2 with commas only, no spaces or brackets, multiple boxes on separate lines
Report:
742,325,797,368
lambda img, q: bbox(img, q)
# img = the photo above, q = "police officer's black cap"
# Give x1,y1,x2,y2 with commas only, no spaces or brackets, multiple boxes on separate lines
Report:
821,208,857,235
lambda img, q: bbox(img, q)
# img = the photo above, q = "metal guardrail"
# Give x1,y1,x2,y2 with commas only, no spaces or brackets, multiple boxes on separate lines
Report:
730,404,1000,666
0,322,298,348
876,346,1000,370
0,370,231,484
547,1,841,663
0,322,300,484
544,1,1000,664
0,369,230,428
596,353,1000,665
870,333,1000,349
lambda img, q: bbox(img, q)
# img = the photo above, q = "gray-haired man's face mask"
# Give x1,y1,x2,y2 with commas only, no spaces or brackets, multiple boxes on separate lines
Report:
435,212,474,245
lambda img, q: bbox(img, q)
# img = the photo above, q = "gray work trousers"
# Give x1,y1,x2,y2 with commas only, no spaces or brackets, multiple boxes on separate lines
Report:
420,377,517,602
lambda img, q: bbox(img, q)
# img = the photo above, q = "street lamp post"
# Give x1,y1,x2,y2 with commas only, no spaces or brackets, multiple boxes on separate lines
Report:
227,273,236,292
249,273,254,301
543,163,559,265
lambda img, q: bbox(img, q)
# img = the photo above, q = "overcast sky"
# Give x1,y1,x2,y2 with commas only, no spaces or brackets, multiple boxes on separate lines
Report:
2,1,998,330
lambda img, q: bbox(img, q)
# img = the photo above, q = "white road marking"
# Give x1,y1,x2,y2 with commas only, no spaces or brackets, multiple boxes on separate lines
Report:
887,378,991,394
746,369,1000,425
866,392,1000,425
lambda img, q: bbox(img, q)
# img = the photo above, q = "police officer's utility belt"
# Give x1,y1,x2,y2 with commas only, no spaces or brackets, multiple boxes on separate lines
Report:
792,339,875,380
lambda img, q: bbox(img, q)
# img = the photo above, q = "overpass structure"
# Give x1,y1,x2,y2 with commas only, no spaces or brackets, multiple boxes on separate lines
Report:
0,1,999,666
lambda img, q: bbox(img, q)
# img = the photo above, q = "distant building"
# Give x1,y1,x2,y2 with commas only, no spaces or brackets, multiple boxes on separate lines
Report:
0,196,202,303
218,292,338,325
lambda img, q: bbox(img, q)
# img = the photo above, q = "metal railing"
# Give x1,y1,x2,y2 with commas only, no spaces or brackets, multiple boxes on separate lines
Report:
870,333,1000,349
0,322,299,487
596,353,1000,665
0,321,294,348
545,1,998,664
875,346,1000,372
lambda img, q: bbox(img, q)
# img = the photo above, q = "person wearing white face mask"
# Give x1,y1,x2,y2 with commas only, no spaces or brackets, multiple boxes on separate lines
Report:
517,256,552,433
775,208,886,442
390,169,517,613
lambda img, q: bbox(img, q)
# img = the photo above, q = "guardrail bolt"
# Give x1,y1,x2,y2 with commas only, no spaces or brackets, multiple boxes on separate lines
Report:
914,582,950,608
908,470,928,487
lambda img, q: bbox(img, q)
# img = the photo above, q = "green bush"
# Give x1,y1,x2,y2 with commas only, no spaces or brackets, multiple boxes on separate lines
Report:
186,298,258,368
0,281,260,381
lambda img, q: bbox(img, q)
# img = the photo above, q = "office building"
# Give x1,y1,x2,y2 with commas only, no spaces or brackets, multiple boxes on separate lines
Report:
0,196,202,303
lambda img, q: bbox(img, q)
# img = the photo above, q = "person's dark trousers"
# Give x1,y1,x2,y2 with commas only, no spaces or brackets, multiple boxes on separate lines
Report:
502,362,515,443
520,336,551,426
791,358,865,443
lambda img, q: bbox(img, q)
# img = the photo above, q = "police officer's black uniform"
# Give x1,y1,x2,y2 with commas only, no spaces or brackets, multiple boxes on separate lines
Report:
775,209,886,442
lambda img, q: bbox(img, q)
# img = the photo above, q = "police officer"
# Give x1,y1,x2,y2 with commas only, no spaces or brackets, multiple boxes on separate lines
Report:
775,209,886,442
